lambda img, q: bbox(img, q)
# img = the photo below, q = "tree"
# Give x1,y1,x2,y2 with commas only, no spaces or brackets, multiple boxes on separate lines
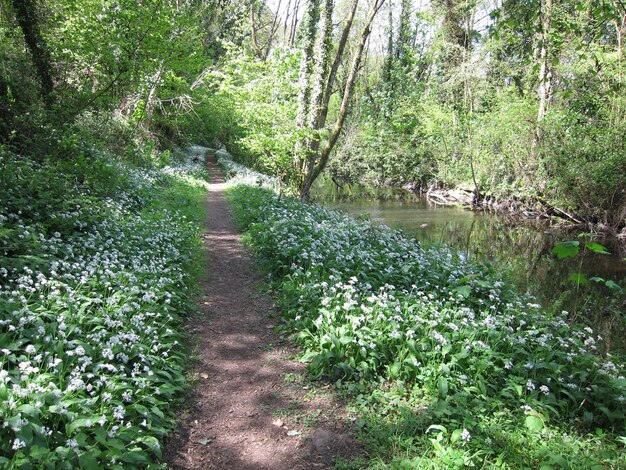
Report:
295,0,385,200
10,0,55,107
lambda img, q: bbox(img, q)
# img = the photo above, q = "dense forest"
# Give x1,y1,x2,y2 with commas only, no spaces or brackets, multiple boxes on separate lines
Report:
196,0,626,232
2,1,625,228
1,0,625,468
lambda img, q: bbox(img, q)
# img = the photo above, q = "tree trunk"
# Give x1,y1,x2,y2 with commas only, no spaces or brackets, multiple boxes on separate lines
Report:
303,0,335,177
532,0,553,154
250,5,265,59
317,0,360,132
263,0,283,59
11,0,54,107
612,2,625,127
308,0,334,132
299,0,385,200
289,0,302,46
294,0,321,140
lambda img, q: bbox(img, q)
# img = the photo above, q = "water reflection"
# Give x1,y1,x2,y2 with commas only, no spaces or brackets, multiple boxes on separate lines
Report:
313,178,626,352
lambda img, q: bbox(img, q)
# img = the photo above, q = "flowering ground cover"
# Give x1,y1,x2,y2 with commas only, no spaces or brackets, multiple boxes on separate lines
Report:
219,152,626,468
0,145,207,467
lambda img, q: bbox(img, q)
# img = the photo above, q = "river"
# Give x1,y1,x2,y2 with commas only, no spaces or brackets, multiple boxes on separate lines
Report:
312,180,626,352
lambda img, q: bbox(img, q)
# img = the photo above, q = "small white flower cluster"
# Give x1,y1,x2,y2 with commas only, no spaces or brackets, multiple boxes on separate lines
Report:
0,147,204,463
227,175,626,433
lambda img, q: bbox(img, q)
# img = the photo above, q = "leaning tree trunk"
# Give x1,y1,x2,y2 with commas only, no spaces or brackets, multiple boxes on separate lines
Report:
303,0,334,177
316,0,360,132
299,0,385,200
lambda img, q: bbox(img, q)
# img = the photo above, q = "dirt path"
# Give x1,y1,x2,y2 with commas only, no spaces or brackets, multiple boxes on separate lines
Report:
164,153,359,469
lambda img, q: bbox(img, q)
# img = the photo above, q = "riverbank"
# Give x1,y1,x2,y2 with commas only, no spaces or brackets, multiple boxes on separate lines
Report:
328,175,626,237
218,151,626,468
313,176,626,354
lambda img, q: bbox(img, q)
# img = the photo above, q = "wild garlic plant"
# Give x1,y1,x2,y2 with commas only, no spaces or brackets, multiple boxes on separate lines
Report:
221,153,626,467
0,147,206,467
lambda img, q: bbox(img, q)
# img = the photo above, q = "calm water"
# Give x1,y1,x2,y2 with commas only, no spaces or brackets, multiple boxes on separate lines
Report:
313,180,626,351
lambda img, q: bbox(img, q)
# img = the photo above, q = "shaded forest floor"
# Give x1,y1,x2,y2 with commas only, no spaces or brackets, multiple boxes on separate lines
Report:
164,152,360,469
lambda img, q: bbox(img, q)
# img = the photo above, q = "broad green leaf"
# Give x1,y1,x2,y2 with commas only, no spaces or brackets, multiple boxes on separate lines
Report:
118,449,149,464
525,415,544,432
79,450,100,468
584,242,610,255
604,280,622,292
135,436,162,459
454,285,471,298
66,417,98,435
17,404,39,417
552,241,579,259
426,424,447,435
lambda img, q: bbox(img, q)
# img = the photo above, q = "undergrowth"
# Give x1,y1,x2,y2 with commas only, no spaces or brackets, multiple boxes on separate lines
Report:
0,144,207,467
219,153,626,469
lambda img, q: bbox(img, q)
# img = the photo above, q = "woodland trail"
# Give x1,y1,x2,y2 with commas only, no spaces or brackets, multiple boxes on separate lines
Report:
164,151,359,469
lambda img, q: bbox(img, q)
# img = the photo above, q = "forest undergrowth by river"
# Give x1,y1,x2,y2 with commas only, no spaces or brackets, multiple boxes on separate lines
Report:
220,151,626,469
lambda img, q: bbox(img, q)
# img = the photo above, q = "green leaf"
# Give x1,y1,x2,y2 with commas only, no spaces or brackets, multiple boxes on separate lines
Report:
525,415,544,432
584,242,610,255
135,436,162,459
454,285,471,298
568,273,588,285
552,241,579,259
17,404,39,417
66,417,101,435
118,449,149,464
451,428,463,443
437,377,449,398
150,406,165,419
426,424,447,435
604,280,622,292
79,450,100,468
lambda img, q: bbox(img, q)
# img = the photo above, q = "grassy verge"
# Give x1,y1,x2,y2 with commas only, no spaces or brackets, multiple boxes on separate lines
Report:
0,145,207,468
218,154,626,469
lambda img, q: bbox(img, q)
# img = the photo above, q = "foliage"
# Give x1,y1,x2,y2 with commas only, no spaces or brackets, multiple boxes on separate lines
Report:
222,158,626,468
552,236,623,293
0,0,216,151
196,45,301,181
328,0,626,228
0,144,207,467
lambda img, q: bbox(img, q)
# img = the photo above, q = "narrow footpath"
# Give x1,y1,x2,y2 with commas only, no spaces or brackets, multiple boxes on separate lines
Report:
164,152,359,469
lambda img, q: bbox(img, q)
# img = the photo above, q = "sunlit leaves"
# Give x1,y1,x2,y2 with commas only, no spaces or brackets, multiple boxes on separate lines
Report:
0,147,205,465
